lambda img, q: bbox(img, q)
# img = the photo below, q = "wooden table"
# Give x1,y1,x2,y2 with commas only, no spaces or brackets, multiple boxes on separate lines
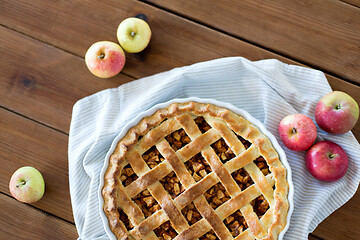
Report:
1,0,359,239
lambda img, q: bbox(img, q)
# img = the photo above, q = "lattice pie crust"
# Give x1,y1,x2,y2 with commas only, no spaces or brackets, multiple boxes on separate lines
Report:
102,102,288,240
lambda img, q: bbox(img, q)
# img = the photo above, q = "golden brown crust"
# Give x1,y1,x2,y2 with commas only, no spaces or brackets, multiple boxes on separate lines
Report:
102,101,289,240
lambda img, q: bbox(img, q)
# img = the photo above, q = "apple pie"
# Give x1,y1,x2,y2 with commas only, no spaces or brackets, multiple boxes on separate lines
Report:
102,101,289,240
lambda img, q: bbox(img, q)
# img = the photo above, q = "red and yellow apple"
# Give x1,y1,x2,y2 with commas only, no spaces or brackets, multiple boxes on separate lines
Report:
305,141,348,181
279,114,317,151
9,166,45,203
315,91,359,134
117,17,152,53
85,41,126,78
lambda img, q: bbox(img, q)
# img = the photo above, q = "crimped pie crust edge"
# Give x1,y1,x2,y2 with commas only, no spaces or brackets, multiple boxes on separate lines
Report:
102,101,289,240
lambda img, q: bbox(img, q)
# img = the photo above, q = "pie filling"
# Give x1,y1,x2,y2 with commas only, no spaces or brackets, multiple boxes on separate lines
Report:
133,189,160,219
142,146,165,169
211,139,236,163
160,172,185,199
181,202,202,226
194,116,211,133
204,182,231,209
224,210,248,237
117,115,273,239
166,128,191,151
120,165,138,187
185,153,212,182
200,230,218,240
154,221,177,240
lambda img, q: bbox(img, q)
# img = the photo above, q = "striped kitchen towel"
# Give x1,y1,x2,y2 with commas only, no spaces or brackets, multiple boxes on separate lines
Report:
68,57,360,239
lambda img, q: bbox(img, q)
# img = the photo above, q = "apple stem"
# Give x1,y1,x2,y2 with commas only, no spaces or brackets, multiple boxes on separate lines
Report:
328,154,339,160
292,127,297,134
97,53,105,60
16,181,26,188
131,31,136,37
335,104,341,110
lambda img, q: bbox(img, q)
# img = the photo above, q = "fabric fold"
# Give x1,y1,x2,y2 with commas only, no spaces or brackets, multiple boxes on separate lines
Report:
68,57,360,239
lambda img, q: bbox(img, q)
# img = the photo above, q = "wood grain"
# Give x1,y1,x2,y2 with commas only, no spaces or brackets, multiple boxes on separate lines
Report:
144,0,360,85
311,188,360,239
1,1,360,239
0,26,133,134
341,0,360,8
0,108,73,223
1,1,359,142
0,0,280,78
0,193,77,239
0,0,358,85
308,234,323,240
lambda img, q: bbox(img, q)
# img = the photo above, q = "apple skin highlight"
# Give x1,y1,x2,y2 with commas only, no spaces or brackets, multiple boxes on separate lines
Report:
9,166,45,203
117,17,152,53
279,114,317,151
90,50,125,75
315,91,359,134
305,141,348,181
85,41,126,78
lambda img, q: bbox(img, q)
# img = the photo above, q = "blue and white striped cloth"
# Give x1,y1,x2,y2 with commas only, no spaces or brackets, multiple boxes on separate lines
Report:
68,57,360,239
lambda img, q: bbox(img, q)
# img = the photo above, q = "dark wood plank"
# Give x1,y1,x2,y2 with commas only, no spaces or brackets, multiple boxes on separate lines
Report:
0,107,73,223
0,0,358,84
1,1,358,239
308,234,323,240
1,1,360,142
0,26,133,133
341,0,360,8
0,0,273,78
0,193,77,239
312,189,360,239
144,0,360,85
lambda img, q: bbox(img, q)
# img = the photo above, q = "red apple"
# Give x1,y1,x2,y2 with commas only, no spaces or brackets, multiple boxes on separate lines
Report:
315,91,359,134
305,141,348,181
85,41,126,78
279,114,317,151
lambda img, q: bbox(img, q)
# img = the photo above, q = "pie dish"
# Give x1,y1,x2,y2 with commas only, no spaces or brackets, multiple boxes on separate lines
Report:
101,99,292,240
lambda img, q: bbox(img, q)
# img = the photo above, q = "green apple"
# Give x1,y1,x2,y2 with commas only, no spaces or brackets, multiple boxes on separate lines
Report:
117,17,152,53
9,166,45,203
85,41,126,78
